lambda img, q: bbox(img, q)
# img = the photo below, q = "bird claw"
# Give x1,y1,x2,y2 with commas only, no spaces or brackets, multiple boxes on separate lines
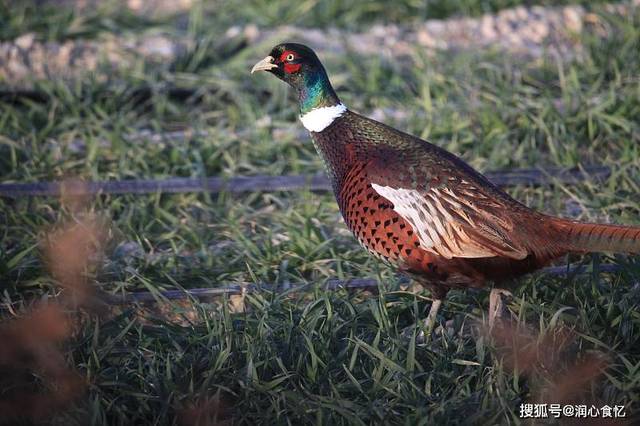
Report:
401,318,470,345
401,299,442,344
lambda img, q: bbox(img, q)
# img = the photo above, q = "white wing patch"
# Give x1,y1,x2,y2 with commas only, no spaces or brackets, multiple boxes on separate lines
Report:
299,104,347,132
371,183,527,260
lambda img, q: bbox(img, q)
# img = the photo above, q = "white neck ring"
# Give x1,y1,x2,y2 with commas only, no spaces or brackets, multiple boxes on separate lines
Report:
299,104,347,132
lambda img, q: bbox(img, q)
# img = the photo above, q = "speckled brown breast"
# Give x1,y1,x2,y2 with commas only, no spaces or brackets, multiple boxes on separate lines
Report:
339,162,419,263
336,160,470,286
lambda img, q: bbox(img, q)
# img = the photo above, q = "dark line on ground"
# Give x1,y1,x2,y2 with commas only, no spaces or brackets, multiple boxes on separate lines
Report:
0,165,611,198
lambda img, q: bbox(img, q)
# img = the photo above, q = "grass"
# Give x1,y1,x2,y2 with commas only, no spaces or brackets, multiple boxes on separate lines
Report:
1,1,640,424
0,1,159,42
0,0,624,41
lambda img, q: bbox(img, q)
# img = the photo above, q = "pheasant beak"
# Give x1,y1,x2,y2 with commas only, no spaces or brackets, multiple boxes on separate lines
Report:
251,56,278,74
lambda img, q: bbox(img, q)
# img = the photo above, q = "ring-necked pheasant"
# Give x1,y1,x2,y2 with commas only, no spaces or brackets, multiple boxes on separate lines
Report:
251,43,640,334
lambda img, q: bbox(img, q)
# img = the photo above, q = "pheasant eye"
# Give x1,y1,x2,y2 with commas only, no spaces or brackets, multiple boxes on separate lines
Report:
286,53,295,61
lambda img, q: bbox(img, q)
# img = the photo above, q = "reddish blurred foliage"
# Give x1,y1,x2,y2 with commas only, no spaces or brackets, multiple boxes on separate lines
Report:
542,355,609,405
59,179,93,213
488,321,614,415
0,305,69,366
179,391,233,426
489,321,576,375
44,216,106,304
0,304,87,422
0,182,106,423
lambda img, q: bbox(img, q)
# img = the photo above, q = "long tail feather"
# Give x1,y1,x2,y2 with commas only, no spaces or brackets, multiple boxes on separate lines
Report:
553,218,640,254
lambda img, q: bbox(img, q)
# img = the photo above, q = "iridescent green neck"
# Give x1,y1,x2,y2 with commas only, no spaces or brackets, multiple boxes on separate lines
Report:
298,69,340,114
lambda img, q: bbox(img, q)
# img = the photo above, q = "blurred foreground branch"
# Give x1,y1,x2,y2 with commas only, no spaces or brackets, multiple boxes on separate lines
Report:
0,182,107,423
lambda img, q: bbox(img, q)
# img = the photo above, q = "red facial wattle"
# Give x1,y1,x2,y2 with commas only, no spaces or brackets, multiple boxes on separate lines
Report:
280,50,301,74
284,63,301,74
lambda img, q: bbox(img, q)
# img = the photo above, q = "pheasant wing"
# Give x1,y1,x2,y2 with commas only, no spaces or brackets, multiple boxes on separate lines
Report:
368,157,529,260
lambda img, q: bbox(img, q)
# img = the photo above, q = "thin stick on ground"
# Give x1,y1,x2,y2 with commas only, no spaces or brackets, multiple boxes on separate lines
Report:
101,262,628,304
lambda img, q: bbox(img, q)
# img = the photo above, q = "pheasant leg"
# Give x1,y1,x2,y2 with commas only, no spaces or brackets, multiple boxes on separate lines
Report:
417,298,443,341
489,288,513,328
